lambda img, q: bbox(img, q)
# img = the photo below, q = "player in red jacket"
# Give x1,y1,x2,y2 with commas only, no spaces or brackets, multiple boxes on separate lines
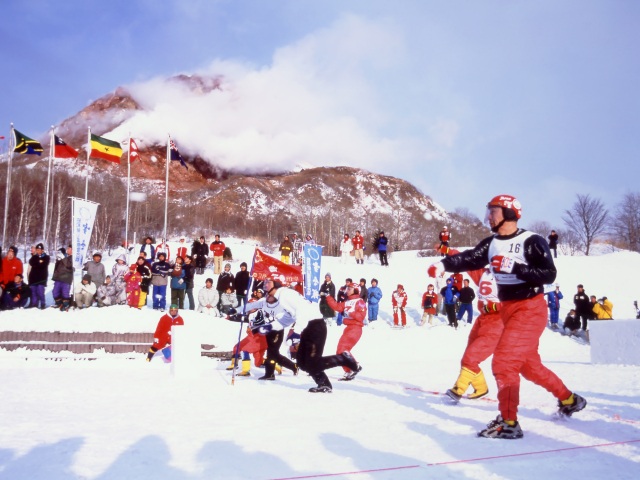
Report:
146,305,184,362
209,235,226,274
391,284,408,327
429,194,586,439
326,282,366,380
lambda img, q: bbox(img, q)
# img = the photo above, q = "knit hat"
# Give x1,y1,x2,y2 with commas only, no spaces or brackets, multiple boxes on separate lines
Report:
8,246,18,255
325,272,331,279
35,243,44,250
224,263,231,269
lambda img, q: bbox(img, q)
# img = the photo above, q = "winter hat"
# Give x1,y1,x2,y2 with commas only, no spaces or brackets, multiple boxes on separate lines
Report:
224,263,231,269
35,243,44,250
350,282,360,294
8,246,18,255
325,272,331,279
83,274,92,283
93,251,102,258
169,304,179,310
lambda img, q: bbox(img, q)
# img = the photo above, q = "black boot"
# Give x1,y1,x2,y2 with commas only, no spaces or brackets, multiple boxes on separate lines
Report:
259,359,276,380
309,372,332,393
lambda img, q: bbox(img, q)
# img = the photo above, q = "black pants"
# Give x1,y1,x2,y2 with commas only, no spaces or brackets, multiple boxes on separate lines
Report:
378,251,388,266
444,303,458,328
297,319,356,387
264,330,297,376
577,313,589,331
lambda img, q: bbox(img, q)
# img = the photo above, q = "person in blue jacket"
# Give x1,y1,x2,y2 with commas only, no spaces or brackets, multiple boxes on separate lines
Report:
546,284,563,328
375,232,389,266
440,277,460,328
367,278,383,323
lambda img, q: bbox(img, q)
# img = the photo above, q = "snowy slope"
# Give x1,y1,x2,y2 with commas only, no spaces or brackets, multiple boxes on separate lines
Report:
0,242,639,479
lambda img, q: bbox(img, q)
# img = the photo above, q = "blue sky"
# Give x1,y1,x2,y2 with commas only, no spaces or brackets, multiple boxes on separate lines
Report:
1,0,639,229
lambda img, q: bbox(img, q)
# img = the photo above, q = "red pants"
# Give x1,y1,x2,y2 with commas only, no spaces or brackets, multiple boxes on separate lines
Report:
233,332,267,367
336,325,363,373
460,311,503,373
393,307,406,326
493,295,571,420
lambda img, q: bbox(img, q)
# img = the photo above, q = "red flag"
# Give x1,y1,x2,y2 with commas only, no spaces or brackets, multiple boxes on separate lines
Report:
53,135,79,159
251,248,303,285
129,138,139,162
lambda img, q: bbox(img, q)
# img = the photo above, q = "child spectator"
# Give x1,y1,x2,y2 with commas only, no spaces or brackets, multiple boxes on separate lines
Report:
367,278,382,323
219,286,239,315
96,276,119,307
198,278,219,316
392,284,408,327
2,274,30,310
420,284,438,326
170,262,186,309
75,274,97,308
440,277,460,329
124,265,143,309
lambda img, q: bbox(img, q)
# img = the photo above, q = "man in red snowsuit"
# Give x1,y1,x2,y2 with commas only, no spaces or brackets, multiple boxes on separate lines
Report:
428,194,586,439
326,282,366,380
146,305,184,362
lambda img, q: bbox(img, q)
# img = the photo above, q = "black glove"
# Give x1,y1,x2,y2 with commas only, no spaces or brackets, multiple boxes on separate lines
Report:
227,313,248,323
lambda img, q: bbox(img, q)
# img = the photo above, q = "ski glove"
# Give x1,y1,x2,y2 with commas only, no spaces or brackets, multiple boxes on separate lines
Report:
427,262,444,278
490,255,515,274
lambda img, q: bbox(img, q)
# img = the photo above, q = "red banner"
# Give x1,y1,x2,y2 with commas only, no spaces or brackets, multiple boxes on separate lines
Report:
252,248,303,285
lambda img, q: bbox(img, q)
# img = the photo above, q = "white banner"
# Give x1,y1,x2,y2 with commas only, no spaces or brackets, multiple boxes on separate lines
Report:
71,197,99,270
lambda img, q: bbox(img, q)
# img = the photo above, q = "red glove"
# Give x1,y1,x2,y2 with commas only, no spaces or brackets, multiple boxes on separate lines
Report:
427,262,444,278
491,255,515,274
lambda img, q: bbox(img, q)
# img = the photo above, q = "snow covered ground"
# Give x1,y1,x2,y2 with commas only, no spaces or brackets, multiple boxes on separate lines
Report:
1,241,639,479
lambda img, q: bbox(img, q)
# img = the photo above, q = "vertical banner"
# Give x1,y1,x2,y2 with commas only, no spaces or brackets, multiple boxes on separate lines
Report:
303,244,323,303
71,197,99,270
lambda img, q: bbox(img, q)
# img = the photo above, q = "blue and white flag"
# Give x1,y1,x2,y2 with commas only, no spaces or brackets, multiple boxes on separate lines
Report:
71,197,99,270
303,244,323,303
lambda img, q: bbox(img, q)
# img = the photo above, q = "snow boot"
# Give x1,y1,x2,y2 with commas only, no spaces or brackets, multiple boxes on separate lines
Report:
258,374,275,381
340,351,359,372
468,369,489,399
146,347,158,362
226,357,238,371
309,372,332,392
558,393,587,417
237,360,251,376
478,415,523,439
448,367,476,398
339,365,363,381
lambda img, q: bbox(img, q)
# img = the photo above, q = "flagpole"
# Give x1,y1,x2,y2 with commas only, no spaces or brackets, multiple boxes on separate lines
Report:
43,126,54,243
125,132,131,250
2,124,15,247
85,127,91,200
164,135,170,243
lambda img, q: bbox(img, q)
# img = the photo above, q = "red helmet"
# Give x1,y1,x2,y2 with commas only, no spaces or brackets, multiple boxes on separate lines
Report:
349,282,360,294
487,194,522,220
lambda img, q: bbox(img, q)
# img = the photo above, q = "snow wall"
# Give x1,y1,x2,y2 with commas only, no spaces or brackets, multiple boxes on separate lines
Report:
590,318,640,365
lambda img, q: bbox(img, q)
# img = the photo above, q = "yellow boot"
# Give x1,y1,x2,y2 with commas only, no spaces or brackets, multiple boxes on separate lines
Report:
468,369,489,399
275,363,282,375
226,357,238,371
446,367,476,401
237,360,252,376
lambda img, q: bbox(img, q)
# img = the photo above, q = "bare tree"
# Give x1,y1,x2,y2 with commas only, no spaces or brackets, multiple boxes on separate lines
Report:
562,194,608,256
526,220,551,237
610,192,640,253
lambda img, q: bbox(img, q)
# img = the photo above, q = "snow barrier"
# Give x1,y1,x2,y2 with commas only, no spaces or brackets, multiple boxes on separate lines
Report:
171,324,203,378
590,318,640,365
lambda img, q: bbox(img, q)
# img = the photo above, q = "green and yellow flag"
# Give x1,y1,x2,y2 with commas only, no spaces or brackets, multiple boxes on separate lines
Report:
90,133,122,163
13,129,44,155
